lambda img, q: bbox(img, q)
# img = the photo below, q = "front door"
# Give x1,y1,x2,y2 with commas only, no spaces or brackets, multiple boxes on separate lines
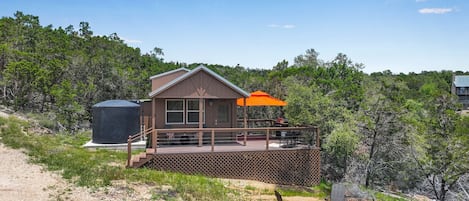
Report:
213,100,232,128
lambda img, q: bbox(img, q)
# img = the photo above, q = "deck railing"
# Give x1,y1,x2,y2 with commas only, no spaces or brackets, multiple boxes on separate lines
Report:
127,127,153,166
127,126,320,166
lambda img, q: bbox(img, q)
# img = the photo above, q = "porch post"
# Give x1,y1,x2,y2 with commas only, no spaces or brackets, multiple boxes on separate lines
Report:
243,98,247,146
152,97,157,152
198,98,203,147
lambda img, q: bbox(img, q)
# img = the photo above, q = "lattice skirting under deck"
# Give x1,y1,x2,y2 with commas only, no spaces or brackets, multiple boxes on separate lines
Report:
143,148,321,186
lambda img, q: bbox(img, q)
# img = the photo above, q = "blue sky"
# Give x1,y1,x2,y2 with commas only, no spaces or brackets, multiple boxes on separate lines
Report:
1,0,468,73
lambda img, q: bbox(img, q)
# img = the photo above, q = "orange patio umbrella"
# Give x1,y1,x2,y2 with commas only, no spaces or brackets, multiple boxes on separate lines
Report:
236,90,287,106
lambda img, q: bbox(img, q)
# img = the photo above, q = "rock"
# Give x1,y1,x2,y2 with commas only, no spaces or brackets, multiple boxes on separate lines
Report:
331,183,374,201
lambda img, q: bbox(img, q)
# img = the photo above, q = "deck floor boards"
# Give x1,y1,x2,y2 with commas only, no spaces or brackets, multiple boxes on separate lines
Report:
154,140,309,154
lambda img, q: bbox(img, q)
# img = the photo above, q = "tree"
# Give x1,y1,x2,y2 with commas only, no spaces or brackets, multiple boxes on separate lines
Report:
50,80,84,131
284,76,358,180
79,21,93,38
3,60,41,110
324,120,359,181
414,93,469,201
293,48,321,68
358,75,411,188
150,47,164,60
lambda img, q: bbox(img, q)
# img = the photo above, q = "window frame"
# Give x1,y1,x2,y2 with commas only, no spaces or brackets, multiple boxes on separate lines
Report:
165,99,185,125
186,99,205,124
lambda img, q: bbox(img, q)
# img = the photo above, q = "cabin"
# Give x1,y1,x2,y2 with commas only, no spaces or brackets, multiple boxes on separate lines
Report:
127,65,321,186
452,75,469,109
144,65,249,145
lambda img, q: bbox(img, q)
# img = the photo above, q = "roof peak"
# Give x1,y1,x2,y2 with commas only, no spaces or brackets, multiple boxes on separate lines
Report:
148,65,249,98
149,67,190,80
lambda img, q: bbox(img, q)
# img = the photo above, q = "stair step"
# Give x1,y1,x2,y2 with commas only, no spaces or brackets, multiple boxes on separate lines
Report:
146,148,155,154
129,150,156,168
132,156,140,163
139,152,147,158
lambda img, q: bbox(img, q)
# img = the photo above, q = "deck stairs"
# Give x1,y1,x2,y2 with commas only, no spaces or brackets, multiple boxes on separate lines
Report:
128,148,155,168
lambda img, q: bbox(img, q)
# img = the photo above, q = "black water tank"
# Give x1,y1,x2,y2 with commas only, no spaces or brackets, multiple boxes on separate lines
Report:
92,100,140,144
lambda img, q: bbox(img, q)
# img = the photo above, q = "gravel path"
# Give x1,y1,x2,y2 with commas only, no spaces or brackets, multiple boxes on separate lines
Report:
0,143,98,201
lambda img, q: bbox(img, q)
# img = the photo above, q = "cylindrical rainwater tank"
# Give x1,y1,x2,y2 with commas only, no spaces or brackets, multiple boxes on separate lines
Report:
92,100,140,144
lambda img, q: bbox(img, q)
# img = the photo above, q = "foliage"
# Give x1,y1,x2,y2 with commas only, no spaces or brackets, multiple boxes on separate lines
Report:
414,93,469,201
358,75,414,188
324,122,359,180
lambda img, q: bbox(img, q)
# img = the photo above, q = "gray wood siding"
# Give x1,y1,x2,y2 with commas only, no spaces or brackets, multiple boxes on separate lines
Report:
157,71,244,99
151,71,188,91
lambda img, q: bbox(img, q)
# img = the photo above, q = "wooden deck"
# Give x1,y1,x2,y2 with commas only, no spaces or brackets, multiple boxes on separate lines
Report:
126,126,321,186
154,139,309,154
127,126,320,166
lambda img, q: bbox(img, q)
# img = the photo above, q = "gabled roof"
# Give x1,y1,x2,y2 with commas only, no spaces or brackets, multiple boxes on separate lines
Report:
148,65,250,98
149,68,190,80
454,75,469,87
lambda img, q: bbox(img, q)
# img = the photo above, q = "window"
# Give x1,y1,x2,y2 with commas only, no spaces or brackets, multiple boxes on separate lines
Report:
166,99,184,124
187,99,205,124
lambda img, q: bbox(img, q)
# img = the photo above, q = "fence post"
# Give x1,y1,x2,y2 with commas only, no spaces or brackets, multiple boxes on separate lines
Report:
266,129,270,150
127,135,132,167
211,129,215,152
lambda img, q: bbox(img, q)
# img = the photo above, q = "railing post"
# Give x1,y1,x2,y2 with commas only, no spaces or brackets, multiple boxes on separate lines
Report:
127,135,132,167
316,127,320,148
243,129,247,146
198,131,203,147
211,129,215,152
141,125,145,141
266,129,270,150
152,129,157,153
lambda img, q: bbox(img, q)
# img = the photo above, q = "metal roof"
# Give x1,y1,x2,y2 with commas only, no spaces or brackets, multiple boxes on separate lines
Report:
148,68,190,80
149,65,250,98
92,100,140,108
454,75,469,87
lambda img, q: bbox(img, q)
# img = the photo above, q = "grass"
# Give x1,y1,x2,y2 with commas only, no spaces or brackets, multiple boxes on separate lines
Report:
240,180,331,199
375,192,410,201
25,112,57,131
0,116,238,200
310,179,332,198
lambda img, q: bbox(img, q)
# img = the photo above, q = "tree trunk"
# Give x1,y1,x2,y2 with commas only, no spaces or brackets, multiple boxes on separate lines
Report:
439,179,446,201
365,130,377,187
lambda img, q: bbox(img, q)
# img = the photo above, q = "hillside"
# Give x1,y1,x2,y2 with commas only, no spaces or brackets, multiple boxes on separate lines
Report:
1,11,469,200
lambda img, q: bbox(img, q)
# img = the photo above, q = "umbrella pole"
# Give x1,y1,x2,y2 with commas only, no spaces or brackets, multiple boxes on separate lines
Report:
243,98,247,146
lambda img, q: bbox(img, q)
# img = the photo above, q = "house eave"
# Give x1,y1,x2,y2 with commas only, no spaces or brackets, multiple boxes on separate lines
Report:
148,68,190,80
148,65,250,98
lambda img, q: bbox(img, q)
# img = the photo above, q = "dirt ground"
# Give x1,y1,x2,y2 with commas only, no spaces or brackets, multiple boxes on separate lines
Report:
0,143,98,201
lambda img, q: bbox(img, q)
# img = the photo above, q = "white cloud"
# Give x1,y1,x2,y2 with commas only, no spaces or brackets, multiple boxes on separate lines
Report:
268,24,280,28
418,8,453,14
268,24,296,29
282,24,296,29
121,36,143,44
